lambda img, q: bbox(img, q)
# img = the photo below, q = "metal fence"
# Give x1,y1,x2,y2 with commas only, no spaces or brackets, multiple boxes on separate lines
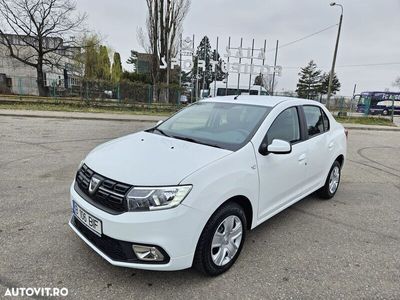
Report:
0,76,397,122
0,75,185,105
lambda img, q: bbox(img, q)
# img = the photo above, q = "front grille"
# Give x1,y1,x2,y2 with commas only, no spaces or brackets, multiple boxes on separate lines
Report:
71,216,138,262
75,164,131,214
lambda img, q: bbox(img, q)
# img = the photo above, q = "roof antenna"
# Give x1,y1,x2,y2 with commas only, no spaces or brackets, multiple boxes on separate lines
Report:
234,94,240,100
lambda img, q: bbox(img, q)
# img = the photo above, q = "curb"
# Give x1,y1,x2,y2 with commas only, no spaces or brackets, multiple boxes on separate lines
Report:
1,111,399,132
0,112,163,123
344,127,400,132
343,125,400,132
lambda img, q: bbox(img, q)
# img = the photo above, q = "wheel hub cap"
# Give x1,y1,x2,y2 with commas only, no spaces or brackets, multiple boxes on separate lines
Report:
329,166,340,194
211,215,243,267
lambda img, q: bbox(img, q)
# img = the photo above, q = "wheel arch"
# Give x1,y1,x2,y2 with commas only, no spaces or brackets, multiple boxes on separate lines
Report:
335,154,345,168
217,195,254,230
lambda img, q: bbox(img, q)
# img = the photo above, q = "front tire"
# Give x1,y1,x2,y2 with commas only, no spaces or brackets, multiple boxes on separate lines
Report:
193,202,247,276
318,161,341,199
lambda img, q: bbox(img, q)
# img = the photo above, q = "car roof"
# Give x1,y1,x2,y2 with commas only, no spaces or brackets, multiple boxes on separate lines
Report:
201,95,304,107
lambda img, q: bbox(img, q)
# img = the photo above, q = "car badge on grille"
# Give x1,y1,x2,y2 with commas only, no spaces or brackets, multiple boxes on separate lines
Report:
88,176,102,194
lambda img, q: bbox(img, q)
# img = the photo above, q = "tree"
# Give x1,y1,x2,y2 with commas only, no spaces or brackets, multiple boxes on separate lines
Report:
0,0,86,96
137,0,191,100
97,45,110,80
82,34,101,80
254,74,277,95
296,60,322,99
121,71,151,84
211,49,226,83
111,52,123,83
320,72,341,95
190,36,226,94
393,77,400,90
126,50,138,72
193,36,212,90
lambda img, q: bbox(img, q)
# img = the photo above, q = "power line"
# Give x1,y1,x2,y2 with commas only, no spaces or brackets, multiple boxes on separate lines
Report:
282,62,400,70
336,62,400,68
267,23,338,52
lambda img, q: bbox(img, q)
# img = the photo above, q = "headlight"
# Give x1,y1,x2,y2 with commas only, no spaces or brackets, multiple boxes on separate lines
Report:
126,185,192,211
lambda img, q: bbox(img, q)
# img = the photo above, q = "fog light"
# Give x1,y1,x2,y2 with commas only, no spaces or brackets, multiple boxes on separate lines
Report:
132,245,164,261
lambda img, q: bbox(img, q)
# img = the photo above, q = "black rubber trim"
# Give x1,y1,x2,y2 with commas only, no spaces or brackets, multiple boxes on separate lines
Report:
71,216,170,264
297,105,309,141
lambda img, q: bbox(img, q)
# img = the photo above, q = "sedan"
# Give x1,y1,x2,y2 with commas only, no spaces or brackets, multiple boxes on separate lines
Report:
69,96,347,276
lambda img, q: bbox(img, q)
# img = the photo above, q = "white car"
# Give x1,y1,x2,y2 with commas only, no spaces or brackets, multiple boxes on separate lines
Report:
69,96,347,276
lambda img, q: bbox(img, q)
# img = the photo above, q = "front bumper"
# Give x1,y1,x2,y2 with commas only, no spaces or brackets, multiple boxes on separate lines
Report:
69,182,206,271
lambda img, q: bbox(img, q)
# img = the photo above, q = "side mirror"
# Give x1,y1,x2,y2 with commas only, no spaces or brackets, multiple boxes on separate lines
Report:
259,139,292,156
156,120,164,126
267,139,292,154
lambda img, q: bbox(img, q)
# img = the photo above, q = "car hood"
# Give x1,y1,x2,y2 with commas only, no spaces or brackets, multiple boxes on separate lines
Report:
84,131,232,186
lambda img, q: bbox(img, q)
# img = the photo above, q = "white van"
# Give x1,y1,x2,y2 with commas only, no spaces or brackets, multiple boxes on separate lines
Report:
208,81,268,97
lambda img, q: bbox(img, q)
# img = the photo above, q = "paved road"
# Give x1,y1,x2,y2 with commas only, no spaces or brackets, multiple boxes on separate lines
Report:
0,116,399,299
394,116,400,127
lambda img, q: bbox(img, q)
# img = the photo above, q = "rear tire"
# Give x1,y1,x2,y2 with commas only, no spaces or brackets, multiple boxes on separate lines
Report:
318,161,341,199
193,202,247,276
382,109,389,116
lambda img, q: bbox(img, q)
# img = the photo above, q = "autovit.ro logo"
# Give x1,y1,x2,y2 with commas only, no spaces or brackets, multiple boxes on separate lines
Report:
4,287,68,297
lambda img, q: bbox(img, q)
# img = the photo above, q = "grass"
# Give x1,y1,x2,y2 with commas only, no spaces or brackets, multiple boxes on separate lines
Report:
0,101,395,127
0,102,174,116
334,116,394,126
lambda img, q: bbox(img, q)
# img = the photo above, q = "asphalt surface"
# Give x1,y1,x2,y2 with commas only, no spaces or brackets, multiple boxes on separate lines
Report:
0,116,399,299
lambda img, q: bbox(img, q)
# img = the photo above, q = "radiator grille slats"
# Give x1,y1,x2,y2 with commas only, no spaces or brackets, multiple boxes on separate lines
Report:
75,164,131,213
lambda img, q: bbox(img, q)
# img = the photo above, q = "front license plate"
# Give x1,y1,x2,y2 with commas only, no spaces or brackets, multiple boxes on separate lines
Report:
73,201,102,236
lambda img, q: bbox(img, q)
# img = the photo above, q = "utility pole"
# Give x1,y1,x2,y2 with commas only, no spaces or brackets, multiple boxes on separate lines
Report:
271,40,279,96
179,34,182,89
327,2,343,108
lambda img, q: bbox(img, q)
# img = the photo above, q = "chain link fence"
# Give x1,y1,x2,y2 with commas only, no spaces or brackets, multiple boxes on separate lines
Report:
0,76,397,123
0,76,187,112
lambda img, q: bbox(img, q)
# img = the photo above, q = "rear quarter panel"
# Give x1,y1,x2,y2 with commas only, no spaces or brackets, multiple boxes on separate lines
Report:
321,105,347,179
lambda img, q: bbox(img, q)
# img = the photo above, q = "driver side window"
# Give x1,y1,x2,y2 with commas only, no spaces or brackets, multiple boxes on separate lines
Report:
267,107,300,145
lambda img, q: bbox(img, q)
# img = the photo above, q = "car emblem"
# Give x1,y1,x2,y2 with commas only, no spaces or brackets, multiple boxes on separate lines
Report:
88,176,102,194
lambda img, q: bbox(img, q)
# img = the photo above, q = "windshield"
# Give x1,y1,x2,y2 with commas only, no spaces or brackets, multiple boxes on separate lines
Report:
358,93,371,105
152,102,271,151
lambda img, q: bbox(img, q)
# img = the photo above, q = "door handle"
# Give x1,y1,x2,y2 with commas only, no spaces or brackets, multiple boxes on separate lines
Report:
298,153,306,162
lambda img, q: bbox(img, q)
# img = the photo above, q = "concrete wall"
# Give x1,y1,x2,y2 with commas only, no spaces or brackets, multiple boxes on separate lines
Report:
0,43,79,95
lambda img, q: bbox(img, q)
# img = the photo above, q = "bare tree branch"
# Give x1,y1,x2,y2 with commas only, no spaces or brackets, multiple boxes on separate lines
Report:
0,0,87,96
138,0,190,95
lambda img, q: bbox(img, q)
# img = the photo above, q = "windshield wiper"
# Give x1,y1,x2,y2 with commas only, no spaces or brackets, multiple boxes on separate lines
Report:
153,128,171,137
170,135,222,149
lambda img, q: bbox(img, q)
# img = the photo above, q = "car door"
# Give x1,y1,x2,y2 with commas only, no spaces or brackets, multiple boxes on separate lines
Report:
301,105,331,190
256,106,309,221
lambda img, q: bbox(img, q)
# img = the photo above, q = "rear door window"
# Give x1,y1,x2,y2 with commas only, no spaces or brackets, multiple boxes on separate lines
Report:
321,109,330,132
303,106,325,137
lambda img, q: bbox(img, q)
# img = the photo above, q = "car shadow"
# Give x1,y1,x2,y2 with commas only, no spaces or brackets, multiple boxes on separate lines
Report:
67,193,326,288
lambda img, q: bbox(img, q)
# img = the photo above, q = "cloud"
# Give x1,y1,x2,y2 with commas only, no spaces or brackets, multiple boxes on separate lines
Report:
76,0,400,96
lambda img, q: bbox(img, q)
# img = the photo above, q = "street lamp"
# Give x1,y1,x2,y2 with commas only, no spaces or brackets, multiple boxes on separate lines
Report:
327,2,343,108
